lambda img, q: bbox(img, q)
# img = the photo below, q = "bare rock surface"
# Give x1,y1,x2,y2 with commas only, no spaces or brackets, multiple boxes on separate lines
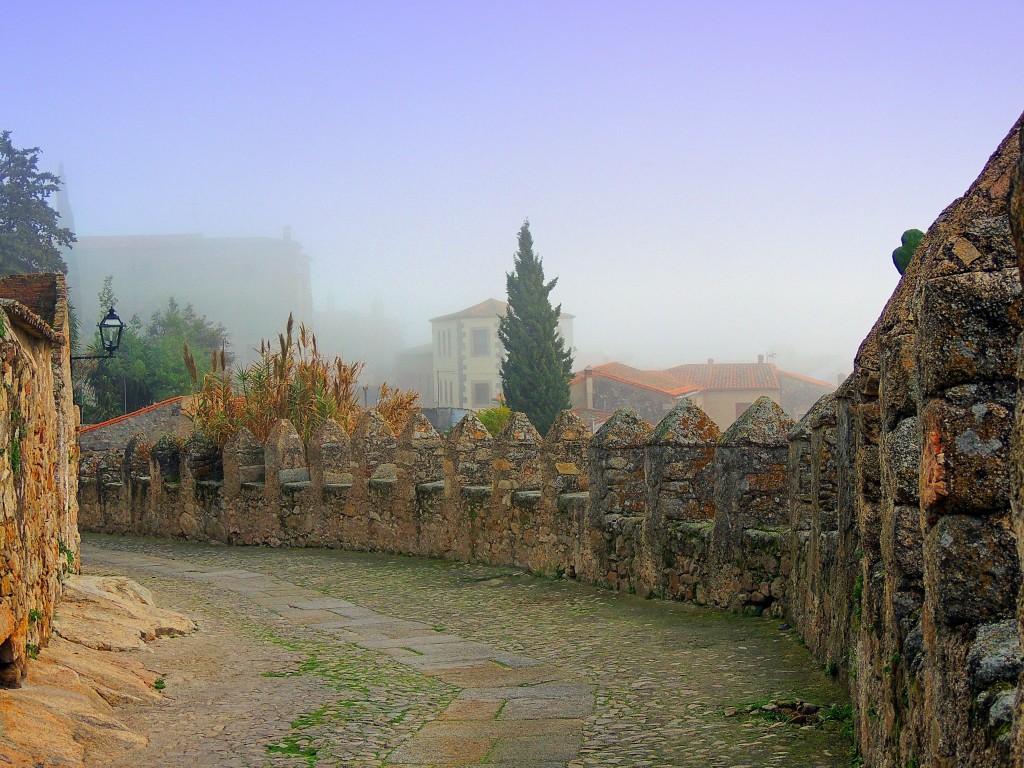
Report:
0,575,192,767
54,575,196,651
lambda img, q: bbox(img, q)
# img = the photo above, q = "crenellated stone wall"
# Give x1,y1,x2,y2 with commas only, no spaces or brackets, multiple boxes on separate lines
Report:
74,110,1024,767
0,273,77,689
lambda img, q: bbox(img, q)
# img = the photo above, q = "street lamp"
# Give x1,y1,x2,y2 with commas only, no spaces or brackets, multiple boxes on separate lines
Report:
72,307,124,361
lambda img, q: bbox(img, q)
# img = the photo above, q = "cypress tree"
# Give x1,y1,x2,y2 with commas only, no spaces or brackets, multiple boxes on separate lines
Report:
498,220,573,435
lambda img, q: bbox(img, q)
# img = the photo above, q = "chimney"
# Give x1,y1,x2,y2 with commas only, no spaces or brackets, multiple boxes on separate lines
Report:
757,354,764,364
584,365,594,410
707,358,714,365
282,225,292,241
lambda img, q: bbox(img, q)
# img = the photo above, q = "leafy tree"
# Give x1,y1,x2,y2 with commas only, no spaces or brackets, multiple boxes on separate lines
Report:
80,278,231,422
892,228,924,275
0,130,75,275
498,220,573,435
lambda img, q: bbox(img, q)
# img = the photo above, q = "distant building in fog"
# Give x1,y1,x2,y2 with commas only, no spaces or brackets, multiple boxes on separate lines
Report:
312,298,405,385
571,358,833,430
65,231,312,364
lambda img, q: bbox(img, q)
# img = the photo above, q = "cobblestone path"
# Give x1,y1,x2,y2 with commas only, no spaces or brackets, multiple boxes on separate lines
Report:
82,534,850,768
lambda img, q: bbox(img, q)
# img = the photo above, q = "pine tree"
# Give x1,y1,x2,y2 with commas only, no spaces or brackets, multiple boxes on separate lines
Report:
498,220,573,435
0,130,74,276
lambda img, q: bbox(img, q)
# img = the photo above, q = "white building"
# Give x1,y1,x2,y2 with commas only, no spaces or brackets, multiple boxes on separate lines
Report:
430,299,574,410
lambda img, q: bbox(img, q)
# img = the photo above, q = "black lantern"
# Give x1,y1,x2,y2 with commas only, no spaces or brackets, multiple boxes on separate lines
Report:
72,306,125,361
97,307,124,356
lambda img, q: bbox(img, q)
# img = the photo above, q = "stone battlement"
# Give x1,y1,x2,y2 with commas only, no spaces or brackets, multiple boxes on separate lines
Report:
78,397,801,613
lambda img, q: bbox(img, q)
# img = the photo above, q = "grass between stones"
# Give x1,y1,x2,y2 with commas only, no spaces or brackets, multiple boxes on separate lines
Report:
246,621,458,766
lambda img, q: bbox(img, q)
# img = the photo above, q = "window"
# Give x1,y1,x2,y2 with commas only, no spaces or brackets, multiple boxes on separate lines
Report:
471,328,489,357
473,382,490,407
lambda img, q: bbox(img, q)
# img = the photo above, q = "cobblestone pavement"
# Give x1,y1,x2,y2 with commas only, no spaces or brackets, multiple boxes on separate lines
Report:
82,534,851,768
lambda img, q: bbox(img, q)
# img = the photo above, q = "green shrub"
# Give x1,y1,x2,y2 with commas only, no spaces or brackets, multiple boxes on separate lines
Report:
476,405,511,436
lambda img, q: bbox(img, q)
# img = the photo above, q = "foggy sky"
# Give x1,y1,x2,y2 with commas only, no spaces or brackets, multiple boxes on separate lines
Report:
5,1,1023,380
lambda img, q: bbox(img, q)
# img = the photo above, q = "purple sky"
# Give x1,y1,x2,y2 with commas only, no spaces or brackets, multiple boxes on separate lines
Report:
6,1,1023,378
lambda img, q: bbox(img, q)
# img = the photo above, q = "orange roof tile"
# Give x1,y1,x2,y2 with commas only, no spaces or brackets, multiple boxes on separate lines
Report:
665,363,780,390
571,363,698,397
573,361,832,396
430,298,575,323
78,396,187,434
776,369,834,388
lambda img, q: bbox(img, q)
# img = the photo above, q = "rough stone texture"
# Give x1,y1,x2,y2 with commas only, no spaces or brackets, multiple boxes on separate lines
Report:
640,400,719,601
222,426,263,499
440,412,492,562
540,410,591,579
0,274,77,690
263,418,307,502
787,394,845,667
708,397,793,616
395,413,443,556
857,111,1024,768
1009,114,1024,768
307,418,350,492
78,396,189,455
488,412,542,568
582,409,652,592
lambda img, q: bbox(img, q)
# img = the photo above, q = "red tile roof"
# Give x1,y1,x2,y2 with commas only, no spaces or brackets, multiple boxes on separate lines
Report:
573,361,832,396
431,298,507,322
430,298,575,323
777,370,834,388
665,363,779,390
573,363,698,396
78,396,187,434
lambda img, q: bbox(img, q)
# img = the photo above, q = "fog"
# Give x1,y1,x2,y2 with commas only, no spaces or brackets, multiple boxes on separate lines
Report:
6,2,1024,384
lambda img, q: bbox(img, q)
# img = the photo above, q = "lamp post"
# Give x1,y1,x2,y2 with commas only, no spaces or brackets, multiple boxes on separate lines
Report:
71,307,125,420
72,307,125,361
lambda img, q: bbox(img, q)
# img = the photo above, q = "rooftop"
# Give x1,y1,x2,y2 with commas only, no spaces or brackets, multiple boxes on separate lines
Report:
573,360,832,396
430,298,575,323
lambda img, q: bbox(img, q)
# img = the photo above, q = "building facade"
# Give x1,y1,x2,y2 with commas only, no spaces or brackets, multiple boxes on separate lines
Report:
429,299,574,410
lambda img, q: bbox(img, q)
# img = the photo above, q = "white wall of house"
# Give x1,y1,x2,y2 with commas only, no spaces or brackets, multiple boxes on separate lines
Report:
430,302,574,411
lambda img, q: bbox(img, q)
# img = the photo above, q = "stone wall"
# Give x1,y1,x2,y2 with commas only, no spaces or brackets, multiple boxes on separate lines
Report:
78,395,190,451
0,273,77,688
76,111,1024,766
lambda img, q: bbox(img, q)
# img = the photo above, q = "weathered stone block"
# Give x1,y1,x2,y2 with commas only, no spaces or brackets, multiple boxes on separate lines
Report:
882,416,920,505
923,514,1019,626
920,391,1012,515
917,270,1021,397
